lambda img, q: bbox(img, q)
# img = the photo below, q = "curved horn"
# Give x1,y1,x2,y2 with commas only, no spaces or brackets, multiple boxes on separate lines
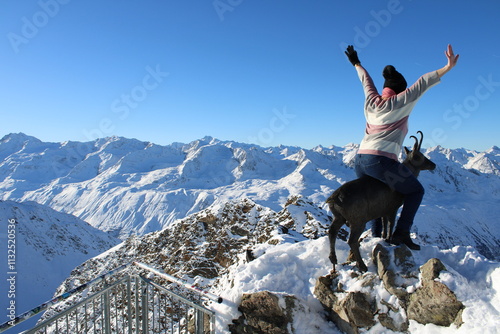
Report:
410,135,419,151
417,131,423,151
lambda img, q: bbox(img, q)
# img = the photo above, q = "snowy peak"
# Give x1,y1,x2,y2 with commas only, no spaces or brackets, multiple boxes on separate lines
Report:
486,145,500,154
426,145,500,175
0,200,118,329
0,201,117,261
0,132,41,147
464,149,500,175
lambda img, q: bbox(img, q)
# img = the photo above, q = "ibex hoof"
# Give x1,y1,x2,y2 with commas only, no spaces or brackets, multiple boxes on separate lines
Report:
358,263,368,273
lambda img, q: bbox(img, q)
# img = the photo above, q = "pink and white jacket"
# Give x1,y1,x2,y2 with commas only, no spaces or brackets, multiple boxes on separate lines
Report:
355,65,441,160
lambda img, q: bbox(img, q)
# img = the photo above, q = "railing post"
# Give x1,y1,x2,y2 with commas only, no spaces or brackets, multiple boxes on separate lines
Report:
103,289,111,334
127,276,133,334
141,280,149,334
134,276,140,334
195,309,205,334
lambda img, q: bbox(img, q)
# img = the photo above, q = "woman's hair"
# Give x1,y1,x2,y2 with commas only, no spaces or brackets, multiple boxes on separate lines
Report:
383,65,407,94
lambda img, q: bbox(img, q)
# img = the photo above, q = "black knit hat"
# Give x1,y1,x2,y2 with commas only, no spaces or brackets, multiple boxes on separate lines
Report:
383,65,407,94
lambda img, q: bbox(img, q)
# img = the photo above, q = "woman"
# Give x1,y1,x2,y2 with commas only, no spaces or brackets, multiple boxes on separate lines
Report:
344,44,459,249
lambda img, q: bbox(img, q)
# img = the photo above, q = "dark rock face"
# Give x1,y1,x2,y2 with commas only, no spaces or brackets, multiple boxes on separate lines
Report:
313,273,379,334
229,291,297,334
407,258,465,327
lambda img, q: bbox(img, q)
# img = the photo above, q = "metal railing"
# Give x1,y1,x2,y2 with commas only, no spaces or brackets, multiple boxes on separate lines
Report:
0,262,222,334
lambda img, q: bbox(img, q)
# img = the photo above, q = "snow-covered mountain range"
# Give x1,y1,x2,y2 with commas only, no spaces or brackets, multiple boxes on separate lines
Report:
1,132,499,333
1,132,499,259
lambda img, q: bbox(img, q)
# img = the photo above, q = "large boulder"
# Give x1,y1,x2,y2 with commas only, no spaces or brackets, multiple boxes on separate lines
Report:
407,258,465,327
314,273,377,334
229,291,296,334
372,243,419,304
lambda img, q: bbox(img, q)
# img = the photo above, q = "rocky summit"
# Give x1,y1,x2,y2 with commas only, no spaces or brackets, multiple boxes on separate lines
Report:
43,196,499,333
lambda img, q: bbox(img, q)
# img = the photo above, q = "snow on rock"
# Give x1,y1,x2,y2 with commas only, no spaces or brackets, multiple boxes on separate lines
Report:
52,197,327,291
212,234,500,334
46,197,334,330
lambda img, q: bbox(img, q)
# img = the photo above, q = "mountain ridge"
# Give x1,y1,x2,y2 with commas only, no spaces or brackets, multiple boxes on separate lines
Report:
0,132,499,260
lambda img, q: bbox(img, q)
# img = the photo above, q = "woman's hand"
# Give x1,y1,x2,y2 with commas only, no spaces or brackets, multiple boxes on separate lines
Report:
445,44,460,69
345,45,361,66
437,44,459,78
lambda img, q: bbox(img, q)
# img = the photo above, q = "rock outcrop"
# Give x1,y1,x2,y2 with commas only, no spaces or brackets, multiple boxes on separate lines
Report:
407,258,465,327
229,291,297,334
313,243,465,333
314,274,378,334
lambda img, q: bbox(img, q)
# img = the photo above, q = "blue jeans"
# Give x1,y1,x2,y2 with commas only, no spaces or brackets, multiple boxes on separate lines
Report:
354,154,424,233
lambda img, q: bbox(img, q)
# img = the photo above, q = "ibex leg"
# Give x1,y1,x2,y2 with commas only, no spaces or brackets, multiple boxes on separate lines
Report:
328,214,345,271
347,222,368,272
383,211,398,241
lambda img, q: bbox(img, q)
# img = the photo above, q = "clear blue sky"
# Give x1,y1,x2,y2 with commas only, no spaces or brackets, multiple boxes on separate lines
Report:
1,0,499,151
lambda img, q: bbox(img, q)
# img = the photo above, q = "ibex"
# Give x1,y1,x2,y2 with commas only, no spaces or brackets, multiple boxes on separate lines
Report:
326,131,436,272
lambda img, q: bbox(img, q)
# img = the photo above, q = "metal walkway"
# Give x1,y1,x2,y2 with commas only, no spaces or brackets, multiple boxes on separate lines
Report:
0,262,222,334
